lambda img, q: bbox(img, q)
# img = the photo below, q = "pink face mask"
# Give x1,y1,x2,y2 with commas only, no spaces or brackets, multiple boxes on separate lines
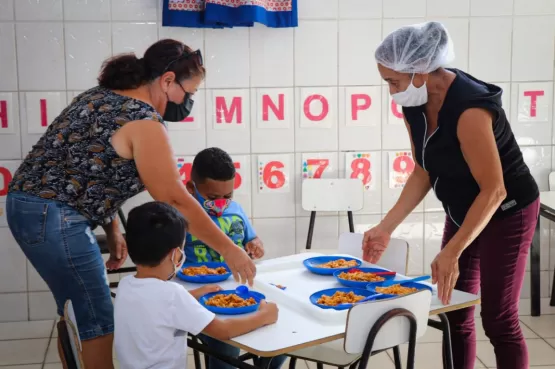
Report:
202,198,231,217
193,184,230,217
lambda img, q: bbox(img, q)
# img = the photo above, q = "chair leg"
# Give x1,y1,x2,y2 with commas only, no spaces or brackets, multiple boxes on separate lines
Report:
438,313,454,369
306,211,316,250
288,357,297,369
204,350,210,369
392,346,402,369
193,349,202,369
550,266,555,307
347,211,354,233
316,363,324,369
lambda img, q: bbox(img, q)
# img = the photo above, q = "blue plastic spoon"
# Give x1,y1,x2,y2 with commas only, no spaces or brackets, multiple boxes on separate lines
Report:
235,285,249,297
334,295,380,309
379,275,431,288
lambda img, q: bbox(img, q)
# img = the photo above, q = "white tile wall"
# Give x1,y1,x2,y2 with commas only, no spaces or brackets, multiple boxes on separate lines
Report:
0,0,554,321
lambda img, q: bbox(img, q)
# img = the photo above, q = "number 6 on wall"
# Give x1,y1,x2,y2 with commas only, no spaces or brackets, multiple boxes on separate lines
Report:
258,154,290,193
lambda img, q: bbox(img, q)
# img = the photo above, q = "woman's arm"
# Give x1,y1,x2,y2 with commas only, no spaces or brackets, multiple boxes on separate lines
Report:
379,120,432,233
112,120,256,285
443,108,507,256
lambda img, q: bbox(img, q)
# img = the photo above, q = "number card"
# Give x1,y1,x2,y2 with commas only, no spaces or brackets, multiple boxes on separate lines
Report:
389,151,415,189
0,161,20,202
345,152,374,191
301,153,334,179
176,156,194,186
230,155,249,195
257,154,290,194
0,93,15,135
26,92,64,134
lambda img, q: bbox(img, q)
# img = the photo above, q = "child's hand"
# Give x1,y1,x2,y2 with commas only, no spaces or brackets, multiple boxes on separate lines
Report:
246,238,265,259
258,300,278,325
191,285,222,300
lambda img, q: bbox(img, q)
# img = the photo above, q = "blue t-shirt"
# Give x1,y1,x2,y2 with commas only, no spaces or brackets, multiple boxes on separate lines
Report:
184,201,256,263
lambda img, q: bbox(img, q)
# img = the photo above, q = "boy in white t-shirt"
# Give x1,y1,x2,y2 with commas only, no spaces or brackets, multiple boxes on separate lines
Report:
114,201,278,369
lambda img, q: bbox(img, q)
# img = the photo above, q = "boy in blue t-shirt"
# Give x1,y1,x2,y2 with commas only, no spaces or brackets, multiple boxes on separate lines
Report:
184,147,264,263
185,147,285,369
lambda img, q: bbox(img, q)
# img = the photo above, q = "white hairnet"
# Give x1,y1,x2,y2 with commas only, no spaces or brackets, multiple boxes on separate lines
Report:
375,21,455,74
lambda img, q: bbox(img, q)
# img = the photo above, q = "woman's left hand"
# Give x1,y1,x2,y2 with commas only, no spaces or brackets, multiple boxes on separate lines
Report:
431,247,460,305
106,232,128,271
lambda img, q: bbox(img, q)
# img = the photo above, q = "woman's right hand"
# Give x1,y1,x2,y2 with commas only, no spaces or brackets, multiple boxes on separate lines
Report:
362,225,391,263
221,246,256,286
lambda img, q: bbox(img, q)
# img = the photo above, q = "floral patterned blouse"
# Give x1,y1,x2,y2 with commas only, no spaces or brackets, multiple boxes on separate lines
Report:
9,86,164,225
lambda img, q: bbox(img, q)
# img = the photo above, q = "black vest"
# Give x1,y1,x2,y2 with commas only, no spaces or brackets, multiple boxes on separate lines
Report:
403,69,538,227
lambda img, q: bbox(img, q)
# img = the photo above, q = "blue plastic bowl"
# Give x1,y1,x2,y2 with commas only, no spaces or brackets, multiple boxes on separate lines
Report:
309,287,379,311
303,256,362,276
176,262,231,284
366,282,433,298
199,290,266,315
334,267,396,288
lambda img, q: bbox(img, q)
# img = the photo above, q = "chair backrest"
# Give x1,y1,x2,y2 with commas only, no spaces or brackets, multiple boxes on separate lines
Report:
57,320,79,369
301,179,364,212
344,290,431,354
549,172,555,191
338,232,409,274
63,300,85,369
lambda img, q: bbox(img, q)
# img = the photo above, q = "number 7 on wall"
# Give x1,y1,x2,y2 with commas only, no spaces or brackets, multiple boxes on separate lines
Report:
305,159,329,179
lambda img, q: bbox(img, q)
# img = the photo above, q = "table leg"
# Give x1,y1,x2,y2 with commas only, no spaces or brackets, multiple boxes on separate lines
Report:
531,212,541,316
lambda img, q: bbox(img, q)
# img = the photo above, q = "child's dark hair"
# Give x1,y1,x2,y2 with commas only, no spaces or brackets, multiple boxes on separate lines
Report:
191,147,236,183
125,202,187,267
98,39,205,90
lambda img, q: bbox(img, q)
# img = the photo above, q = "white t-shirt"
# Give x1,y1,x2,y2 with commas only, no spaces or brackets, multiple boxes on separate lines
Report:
114,276,215,369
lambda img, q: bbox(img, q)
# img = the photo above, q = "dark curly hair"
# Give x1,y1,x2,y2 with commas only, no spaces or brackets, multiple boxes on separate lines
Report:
191,147,236,183
98,39,205,90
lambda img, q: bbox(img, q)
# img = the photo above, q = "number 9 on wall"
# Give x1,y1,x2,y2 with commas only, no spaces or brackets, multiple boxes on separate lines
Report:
257,154,290,194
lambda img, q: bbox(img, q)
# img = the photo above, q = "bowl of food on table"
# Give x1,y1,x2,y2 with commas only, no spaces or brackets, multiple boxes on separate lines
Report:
333,267,396,288
309,287,384,311
303,256,362,276
176,262,231,283
199,289,266,315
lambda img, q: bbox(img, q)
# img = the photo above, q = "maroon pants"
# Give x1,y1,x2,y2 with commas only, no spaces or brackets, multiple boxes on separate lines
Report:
441,198,539,369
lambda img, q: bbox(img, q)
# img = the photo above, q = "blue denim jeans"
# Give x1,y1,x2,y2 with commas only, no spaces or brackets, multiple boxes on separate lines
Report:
199,334,287,369
6,192,114,340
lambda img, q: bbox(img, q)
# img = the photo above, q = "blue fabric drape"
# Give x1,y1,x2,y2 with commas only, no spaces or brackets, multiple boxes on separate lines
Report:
162,0,297,29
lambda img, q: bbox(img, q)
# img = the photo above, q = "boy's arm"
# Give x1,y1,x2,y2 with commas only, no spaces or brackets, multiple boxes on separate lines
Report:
237,203,257,244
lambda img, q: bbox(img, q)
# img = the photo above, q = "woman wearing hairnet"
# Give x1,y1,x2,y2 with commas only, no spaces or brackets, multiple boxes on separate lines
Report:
363,22,539,369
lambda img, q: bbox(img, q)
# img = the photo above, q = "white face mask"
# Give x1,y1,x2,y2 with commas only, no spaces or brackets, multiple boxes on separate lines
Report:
391,74,428,107
168,248,185,280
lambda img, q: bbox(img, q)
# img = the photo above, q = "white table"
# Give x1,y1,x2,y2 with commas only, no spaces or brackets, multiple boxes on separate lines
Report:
532,192,555,316
175,253,480,358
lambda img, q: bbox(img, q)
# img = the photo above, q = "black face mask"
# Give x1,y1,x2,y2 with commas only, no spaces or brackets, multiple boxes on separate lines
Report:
163,92,194,122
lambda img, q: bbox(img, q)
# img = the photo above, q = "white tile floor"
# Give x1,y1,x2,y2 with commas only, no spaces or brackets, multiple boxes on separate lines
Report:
0,312,554,369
